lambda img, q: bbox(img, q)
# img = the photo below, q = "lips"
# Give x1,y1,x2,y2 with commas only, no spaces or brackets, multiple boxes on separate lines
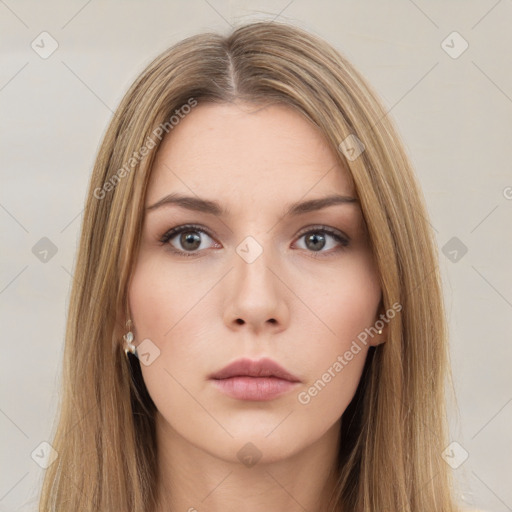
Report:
209,357,301,382
209,357,301,401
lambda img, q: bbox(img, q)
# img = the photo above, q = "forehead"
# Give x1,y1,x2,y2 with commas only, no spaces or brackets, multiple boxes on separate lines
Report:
146,102,355,209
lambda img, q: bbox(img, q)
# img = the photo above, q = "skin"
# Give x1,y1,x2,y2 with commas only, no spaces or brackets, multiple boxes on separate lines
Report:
127,101,386,512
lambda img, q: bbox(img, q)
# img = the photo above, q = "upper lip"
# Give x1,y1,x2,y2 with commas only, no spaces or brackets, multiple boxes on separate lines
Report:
209,357,301,382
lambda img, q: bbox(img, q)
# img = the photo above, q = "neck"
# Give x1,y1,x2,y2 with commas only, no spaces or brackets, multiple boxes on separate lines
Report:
153,414,341,512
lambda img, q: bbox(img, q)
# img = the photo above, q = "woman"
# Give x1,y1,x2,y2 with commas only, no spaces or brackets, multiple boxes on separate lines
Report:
39,21,461,511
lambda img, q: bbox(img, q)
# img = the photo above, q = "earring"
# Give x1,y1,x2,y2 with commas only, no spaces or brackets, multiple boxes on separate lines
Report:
123,319,137,357
377,328,383,335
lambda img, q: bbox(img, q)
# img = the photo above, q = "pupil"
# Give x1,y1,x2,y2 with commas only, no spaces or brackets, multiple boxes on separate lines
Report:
181,231,201,250
306,233,325,251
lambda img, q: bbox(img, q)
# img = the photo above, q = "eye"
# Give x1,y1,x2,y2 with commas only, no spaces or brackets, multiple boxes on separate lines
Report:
159,224,350,258
159,224,218,257
294,226,350,257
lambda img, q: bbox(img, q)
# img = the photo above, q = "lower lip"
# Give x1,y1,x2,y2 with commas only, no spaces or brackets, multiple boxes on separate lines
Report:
211,376,299,401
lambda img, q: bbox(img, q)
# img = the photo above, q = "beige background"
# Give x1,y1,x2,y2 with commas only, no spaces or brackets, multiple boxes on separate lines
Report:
1,1,511,511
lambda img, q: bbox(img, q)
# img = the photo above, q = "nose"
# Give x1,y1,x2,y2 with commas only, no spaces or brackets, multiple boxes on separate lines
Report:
223,240,290,334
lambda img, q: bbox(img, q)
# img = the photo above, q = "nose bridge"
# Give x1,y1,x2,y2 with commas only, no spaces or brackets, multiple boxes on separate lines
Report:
234,232,278,297
225,231,288,330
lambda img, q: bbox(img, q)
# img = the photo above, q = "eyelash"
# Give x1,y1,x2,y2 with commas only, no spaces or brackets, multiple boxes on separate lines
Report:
158,224,350,259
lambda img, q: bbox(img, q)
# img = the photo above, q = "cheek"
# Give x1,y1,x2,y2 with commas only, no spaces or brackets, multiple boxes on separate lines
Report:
299,250,381,348
292,253,380,415
128,252,216,346
127,254,216,401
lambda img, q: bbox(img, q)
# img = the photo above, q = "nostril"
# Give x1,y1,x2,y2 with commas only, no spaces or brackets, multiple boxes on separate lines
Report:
234,318,276,325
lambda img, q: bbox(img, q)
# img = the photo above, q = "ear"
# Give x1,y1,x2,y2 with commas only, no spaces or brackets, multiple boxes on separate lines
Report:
115,302,132,337
367,305,388,347
368,325,387,347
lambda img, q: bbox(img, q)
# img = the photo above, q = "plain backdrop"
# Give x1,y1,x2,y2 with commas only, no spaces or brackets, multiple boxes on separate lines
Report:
1,1,511,511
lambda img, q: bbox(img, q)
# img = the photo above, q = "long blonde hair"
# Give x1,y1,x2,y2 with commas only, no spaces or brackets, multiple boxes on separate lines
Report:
39,21,459,511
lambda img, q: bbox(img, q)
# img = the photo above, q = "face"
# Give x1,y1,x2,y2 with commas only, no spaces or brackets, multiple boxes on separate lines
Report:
128,101,384,465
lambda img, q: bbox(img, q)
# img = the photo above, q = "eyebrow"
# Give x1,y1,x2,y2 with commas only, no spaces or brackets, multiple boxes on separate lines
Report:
146,192,359,217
